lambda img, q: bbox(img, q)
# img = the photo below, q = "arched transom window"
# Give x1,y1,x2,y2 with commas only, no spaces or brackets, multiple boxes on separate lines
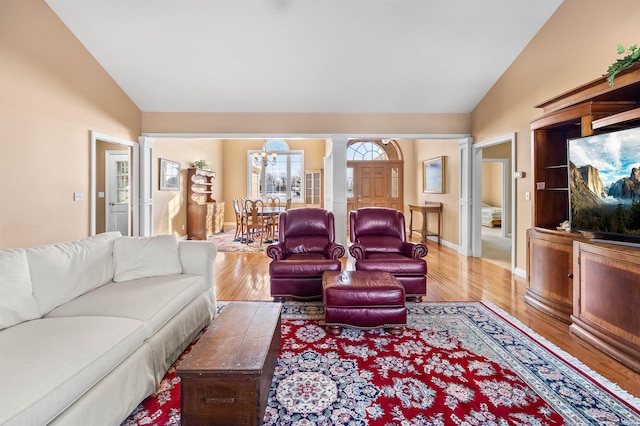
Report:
347,141,390,161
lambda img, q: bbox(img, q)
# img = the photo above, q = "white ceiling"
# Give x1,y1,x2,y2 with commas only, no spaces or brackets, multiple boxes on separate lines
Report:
45,0,563,114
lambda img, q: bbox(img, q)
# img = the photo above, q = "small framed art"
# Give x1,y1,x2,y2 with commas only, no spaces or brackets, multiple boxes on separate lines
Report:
423,156,444,194
159,158,180,191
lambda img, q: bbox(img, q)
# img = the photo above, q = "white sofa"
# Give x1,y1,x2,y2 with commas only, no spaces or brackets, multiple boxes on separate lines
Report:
0,232,217,426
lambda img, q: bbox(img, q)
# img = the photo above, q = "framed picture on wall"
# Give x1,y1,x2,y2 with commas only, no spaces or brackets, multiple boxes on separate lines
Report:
159,158,180,191
423,156,444,193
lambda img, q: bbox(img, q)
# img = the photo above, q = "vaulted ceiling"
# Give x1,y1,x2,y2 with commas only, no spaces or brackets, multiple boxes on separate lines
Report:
45,0,563,114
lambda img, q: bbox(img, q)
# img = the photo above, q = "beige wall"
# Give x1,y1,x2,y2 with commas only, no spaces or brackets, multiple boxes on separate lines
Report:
470,0,640,270
152,138,224,236
482,163,503,208
142,112,470,135
0,0,141,249
414,139,460,245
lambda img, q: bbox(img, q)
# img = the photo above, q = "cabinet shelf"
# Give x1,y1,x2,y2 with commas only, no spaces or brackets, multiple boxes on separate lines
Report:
187,168,224,239
592,106,640,130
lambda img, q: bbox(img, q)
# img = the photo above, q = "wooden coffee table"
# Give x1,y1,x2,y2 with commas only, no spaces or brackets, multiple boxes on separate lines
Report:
176,302,282,425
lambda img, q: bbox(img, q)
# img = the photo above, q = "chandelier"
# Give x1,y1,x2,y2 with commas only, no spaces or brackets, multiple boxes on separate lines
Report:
253,150,278,167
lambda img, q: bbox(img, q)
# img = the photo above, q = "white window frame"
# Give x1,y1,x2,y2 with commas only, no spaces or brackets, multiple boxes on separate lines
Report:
247,149,304,202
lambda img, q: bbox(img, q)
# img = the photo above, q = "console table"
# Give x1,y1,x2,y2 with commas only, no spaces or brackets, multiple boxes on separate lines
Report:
408,203,442,245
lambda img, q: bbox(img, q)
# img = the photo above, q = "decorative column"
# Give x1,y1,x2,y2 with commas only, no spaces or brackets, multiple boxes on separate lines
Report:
327,136,348,248
138,136,155,236
458,137,473,256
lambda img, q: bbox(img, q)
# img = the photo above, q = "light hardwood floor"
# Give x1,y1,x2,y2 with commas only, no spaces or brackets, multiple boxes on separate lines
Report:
214,238,640,398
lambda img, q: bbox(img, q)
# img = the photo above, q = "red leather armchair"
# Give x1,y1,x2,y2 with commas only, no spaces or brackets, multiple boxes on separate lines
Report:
267,208,345,301
348,207,428,301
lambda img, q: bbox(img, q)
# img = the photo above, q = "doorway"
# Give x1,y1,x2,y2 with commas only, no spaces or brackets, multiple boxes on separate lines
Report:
471,134,516,271
90,131,139,236
480,158,511,269
346,140,404,215
105,151,131,235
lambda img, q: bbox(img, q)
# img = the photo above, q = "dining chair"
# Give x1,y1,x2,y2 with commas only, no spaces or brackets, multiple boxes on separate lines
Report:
266,196,280,208
266,196,281,237
244,199,268,245
232,198,245,241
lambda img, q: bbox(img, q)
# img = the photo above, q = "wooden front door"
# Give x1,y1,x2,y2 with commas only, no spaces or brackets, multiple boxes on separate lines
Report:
347,161,404,215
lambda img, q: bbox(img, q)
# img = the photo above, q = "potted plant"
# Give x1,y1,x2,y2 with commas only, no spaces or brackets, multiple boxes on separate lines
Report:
190,160,212,171
607,44,639,87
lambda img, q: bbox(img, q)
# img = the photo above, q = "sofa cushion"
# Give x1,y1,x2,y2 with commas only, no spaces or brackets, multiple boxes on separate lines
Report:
113,234,182,282
285,236,329,254
0,316,145,426
356,256,427,275
270,259,341,277
27,232,121,316
45,274,205,338
357,235,403,253
0,248,40,330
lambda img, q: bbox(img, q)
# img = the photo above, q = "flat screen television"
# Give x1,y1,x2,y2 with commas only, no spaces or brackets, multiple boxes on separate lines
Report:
568,126,640,246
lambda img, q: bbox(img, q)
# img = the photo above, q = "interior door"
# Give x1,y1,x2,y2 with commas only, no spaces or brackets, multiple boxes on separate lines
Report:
106,151,131,235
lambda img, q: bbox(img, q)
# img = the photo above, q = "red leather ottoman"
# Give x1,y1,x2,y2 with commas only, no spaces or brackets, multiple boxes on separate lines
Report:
322,271,406,335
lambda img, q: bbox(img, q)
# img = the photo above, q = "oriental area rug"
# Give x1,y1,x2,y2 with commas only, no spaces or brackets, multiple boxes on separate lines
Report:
121,302,640,425
207,228,267,252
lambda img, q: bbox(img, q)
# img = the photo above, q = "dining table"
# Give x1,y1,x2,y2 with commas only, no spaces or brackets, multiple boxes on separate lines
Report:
260,206,286,216
242,203,286,244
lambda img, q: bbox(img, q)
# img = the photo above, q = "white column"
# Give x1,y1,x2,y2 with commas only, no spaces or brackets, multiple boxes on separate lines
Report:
458,137,473,256
138,136,155,236
328,136,348,248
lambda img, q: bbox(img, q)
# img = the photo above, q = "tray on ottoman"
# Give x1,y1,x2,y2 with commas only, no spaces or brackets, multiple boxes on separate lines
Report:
176,302,282,425
322,271,406,335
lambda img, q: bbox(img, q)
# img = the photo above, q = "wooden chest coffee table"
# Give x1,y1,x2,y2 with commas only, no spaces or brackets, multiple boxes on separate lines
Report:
176,302,282,425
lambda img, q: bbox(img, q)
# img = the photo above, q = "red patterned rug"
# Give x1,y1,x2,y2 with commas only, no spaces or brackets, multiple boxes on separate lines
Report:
121,302,640,425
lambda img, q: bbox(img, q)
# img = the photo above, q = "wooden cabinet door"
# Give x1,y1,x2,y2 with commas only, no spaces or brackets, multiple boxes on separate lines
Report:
304,170,323,207
570,241,640,372
525,228,576,323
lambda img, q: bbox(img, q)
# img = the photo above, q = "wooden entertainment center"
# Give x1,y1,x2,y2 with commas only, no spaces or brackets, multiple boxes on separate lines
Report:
527,63,640,372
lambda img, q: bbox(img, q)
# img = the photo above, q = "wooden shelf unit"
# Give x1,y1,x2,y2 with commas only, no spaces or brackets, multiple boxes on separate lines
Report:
527,63,640,364
187,168,224,240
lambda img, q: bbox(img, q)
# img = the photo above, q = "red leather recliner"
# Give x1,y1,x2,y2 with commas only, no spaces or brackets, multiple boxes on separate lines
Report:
267,208,345,301
348,207,428,301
